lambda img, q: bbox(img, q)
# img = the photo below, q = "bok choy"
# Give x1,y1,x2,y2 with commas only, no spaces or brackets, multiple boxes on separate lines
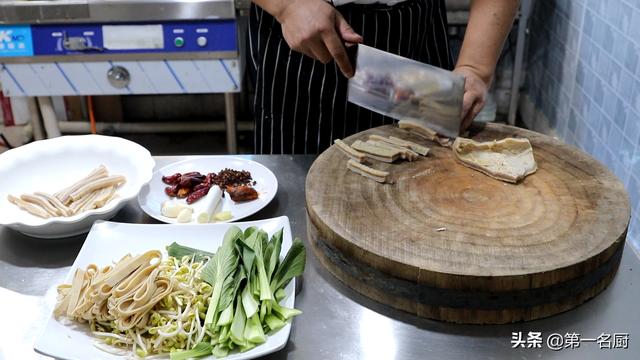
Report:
169,225,306,359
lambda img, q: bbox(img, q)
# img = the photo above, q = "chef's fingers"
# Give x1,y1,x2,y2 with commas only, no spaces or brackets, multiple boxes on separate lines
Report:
336,12,363,44
300,46,320,62
461,97,485,131
309,40,333,64
460,90,475,124
323,31,354,77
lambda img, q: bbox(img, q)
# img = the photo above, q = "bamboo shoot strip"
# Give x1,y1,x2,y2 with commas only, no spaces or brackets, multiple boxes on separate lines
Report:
55,165,108,204
70,175,126,202
7,194,51,219
20,193,61,216
9,166,126,219
93,186,117,208
34,192,71,216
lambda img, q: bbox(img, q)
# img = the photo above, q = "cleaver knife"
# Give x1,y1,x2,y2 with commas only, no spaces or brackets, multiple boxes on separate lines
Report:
347,44,465,138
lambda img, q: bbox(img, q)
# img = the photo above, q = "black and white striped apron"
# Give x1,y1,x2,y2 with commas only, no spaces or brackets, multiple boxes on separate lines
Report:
248,0,453,154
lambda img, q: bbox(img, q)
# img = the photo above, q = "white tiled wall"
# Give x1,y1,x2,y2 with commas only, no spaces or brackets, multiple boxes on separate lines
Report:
524,0,639,251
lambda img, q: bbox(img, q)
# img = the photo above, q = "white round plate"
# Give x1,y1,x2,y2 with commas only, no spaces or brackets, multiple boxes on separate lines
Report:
0,135,155,238
138,156,278,223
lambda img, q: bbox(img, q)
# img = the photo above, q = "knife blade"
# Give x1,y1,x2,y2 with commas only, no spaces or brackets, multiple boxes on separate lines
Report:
347,44,465,138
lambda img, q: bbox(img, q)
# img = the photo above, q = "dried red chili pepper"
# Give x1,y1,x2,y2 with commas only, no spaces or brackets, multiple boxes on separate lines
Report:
166,184,182,197
179,174,205,188
186,187,210,204
162,173,182,185
192,183,210,192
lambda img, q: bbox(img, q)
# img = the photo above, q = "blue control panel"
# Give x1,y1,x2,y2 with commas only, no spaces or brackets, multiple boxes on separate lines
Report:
0,20,237,57
0,25,34,56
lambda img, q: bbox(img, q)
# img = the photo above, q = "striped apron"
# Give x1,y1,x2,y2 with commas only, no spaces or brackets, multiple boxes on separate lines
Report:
248,0,453,154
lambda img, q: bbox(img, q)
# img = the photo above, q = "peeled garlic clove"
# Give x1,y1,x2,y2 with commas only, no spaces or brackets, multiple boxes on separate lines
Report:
176,207,193,223
161,201,183,218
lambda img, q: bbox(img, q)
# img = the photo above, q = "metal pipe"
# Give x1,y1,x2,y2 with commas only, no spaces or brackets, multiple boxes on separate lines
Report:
27,97,45,140
37,96,61,138
57,120,253,134
508,0,533,126
224,92,238,154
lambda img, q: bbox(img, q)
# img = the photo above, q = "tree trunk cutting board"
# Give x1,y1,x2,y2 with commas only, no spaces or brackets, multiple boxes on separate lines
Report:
306,123,630,324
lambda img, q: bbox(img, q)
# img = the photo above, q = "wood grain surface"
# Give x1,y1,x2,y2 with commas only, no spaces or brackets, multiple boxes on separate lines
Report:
306,123,631,324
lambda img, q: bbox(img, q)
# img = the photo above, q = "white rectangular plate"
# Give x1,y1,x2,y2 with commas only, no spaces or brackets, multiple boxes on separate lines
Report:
34,216,294,360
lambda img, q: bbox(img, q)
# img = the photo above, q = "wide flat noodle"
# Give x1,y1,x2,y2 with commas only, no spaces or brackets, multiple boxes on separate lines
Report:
110,269,172,330
55,250,169,331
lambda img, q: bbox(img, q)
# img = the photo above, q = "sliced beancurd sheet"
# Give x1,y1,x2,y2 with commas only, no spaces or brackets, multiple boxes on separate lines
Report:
54,250,213,357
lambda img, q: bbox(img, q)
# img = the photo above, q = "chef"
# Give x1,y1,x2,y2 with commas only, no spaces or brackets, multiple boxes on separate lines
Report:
249,0,518,154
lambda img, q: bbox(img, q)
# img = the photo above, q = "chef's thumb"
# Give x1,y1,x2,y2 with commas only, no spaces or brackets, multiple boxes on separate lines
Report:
336,13,363,43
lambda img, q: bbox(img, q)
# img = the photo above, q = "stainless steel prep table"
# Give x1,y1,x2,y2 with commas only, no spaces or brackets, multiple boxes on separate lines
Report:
1,155,638,360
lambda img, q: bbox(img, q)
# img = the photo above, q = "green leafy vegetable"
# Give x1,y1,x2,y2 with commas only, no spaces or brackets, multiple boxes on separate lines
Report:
265,313,286,332
169,342,212,360
212,344,229,358
244,230,273,301
270,238,306,292
241,284,259,318
166,242,215,262
230,298,247,346
271,301,302,321
173,226,308,358
275,288,286,302
243,313,266,344
202,226,241,330
264,228,283,282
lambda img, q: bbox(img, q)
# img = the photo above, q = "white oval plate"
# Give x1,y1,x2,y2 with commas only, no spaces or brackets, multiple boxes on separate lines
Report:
0,135,154,238
138,156,278,224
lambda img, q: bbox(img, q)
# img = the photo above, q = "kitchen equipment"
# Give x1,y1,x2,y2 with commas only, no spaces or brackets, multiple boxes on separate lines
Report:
0,134,154,238
0,0,241,152
306,123,630,324
34,217,295,359
348,44,464,138
138,156,279,224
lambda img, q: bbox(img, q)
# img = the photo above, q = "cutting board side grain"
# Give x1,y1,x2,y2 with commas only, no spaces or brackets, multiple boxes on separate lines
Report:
305,123,630,324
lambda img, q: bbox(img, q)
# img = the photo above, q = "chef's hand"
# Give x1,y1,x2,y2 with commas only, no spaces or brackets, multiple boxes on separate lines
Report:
454,66,489,133
275,0,363,77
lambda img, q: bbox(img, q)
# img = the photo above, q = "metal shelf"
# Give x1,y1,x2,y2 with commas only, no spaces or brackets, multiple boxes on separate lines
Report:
0,0,236,24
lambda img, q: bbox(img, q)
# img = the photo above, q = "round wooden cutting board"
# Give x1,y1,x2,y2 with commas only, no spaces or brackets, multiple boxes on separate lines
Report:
306,123,630,324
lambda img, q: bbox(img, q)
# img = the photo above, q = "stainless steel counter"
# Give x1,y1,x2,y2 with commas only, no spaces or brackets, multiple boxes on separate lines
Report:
1,155,638,360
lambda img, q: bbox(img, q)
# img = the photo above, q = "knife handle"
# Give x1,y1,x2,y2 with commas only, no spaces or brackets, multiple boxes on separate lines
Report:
346,43,359,75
